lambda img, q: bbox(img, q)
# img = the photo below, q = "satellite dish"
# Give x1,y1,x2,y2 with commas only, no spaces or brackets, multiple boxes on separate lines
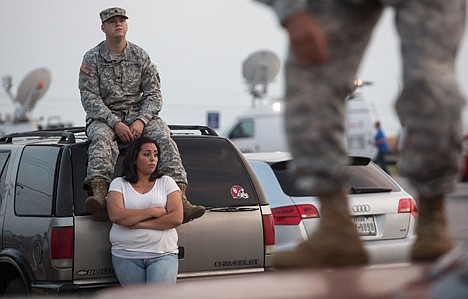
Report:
16,68,51,111
242,50,280,102
243,50,280,85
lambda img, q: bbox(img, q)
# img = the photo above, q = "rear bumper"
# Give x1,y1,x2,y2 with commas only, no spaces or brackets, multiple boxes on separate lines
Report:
31,282,80,295
31,281,115,296
275,222,416,265
364,236,416,264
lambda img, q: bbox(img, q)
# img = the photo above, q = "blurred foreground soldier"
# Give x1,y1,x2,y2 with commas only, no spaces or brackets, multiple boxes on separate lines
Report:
79,7,205,222
256,0,466,268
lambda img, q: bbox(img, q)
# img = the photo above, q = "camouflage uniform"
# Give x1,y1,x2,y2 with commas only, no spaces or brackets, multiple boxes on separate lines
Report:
257,0,466,197
79,41,187,186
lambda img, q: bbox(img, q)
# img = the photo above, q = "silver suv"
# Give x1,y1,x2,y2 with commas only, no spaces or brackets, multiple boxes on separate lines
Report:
0,126,275,296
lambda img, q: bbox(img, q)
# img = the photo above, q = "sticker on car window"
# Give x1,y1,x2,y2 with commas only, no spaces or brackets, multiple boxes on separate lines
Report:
230,185,249,199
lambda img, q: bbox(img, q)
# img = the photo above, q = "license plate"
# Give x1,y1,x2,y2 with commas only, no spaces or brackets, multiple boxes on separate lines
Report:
353,216,377,236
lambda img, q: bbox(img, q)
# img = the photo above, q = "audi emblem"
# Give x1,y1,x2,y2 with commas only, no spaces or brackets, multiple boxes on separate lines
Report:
352,204,371,213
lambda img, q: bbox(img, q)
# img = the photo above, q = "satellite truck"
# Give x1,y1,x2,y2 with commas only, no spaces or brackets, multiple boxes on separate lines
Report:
221,50,377,159
0,68,72,137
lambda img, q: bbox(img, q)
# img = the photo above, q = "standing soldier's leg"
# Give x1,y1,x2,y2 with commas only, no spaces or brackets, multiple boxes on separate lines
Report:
144,118,205,223
85,120,119,221
274,0,384,268
394,0,466,261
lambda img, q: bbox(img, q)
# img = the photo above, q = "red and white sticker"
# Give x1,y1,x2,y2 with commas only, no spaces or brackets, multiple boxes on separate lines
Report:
230,185,249,199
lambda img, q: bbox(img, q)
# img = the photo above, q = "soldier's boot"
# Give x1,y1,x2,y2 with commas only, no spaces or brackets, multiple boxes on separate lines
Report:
273,188,368,268
411,195,453,262
85,179,109,221
177,183,205,223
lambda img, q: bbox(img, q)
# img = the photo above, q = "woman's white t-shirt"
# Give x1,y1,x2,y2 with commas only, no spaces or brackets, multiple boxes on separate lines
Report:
108,176,180,258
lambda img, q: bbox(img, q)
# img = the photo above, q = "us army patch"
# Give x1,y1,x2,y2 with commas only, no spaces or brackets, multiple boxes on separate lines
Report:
80,64,92,74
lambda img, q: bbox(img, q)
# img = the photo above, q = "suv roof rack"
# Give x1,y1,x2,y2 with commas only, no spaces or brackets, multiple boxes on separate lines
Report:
169,125,218,136
0,126,86,144
0,125,218,145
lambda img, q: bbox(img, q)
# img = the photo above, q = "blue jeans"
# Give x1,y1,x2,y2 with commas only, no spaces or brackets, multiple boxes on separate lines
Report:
112,253,178,285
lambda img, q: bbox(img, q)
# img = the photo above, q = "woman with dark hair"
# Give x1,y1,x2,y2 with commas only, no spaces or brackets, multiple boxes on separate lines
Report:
107,137,183,285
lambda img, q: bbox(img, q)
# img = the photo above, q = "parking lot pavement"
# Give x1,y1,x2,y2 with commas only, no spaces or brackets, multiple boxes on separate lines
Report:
93,245,468,299
94,263,431,299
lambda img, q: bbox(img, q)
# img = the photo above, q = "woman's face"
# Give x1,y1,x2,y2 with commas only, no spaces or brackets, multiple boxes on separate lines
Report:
135,142,158,177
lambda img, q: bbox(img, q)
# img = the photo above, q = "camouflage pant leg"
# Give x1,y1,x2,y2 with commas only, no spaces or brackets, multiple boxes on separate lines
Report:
285,0,384,196
143,117,188,185
394,0,466,196
85,120,119,184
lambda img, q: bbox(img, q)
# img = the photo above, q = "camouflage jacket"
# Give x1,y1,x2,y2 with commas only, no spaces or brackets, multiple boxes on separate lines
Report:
79,41,162,128
255,0,306,23
256,0,404,22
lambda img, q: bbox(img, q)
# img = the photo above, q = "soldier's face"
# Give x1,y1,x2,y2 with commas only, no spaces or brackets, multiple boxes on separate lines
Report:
101,16,128,38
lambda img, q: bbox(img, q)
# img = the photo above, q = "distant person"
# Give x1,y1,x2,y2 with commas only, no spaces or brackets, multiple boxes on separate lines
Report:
78,7,204,222
107,137,183,285
374,121,389,172
256,0,465,268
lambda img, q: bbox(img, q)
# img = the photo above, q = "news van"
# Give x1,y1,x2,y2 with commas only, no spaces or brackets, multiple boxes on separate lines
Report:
221,93,377,159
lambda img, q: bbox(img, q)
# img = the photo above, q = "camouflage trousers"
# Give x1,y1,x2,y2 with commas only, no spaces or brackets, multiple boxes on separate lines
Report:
85,116,188,185
286,0,466,196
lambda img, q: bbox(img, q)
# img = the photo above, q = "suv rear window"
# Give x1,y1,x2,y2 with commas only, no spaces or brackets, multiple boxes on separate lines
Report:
271,159,399,197
175,137,259,208
16,146,60,216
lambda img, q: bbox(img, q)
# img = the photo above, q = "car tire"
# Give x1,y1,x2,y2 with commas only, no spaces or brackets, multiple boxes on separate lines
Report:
4,277,27,296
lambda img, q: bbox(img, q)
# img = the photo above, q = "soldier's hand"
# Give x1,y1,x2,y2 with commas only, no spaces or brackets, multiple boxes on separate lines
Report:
284,11,329,65
129,119,145,138
114,121,134,143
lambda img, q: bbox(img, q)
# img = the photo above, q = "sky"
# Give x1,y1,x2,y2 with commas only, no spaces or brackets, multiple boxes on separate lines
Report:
1,1,467,137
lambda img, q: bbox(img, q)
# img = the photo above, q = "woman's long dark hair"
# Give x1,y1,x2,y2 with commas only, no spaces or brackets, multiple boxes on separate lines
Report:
121,137,163,184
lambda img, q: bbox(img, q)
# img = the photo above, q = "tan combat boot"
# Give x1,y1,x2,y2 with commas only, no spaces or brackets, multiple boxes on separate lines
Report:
85,179,109,221
274,188,368,268
411,195,453,262
177,183,205,223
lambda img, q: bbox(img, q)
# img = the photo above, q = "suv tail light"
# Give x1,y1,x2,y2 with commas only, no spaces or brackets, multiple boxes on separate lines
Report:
51,226,73,268
262,214,275,255
398,198,418,217
272,204,320,226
